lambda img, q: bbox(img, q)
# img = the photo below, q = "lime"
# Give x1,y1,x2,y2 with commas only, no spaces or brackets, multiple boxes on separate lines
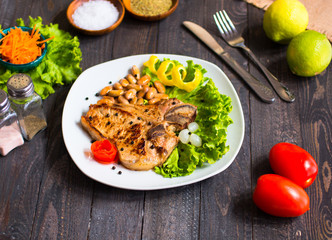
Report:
263,0,308,44
286,30,332,77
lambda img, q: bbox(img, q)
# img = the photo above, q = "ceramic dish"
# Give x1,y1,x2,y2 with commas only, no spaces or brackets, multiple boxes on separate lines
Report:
122,0,179,21
0,26,47,72
66,0,125,35
62,54,245,190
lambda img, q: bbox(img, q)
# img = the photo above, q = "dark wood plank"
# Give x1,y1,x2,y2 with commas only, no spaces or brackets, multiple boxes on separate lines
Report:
0,1,95,239
88,185,144,240
30,86,94,240
0,1,55,239
84,10,158,240
0,0,331,239
247,4,332,240
142,186,200,240
248,5,308,240
197,1,253,239
140,1,204,239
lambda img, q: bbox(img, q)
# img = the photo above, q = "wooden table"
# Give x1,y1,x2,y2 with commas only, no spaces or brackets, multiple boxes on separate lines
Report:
1,0,331,239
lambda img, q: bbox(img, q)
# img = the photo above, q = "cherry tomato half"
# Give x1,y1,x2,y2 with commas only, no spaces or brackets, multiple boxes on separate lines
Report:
269,142,318,188
91,139,118,164
253,174,310,217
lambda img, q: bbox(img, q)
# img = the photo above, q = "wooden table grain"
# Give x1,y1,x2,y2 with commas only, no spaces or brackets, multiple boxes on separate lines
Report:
1,0,331,239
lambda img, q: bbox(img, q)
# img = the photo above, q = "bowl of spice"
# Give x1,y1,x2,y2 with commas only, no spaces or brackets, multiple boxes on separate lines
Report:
122,0,179,21
0,26,52,72
67,0,125,35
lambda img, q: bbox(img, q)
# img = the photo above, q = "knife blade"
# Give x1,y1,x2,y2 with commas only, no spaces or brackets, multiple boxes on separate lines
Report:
183,21,275,103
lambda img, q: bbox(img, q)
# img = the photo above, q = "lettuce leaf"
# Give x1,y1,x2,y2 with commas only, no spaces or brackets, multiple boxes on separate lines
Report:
153,60,233,178
0,16,82,99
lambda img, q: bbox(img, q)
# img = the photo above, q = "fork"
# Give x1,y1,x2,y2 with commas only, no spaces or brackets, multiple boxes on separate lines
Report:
213,10,295,103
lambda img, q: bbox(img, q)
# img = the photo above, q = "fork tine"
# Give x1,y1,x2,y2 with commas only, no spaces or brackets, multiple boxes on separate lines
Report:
215,11,229,35
213,14,225,35
219,11,232,34
222,10,237,34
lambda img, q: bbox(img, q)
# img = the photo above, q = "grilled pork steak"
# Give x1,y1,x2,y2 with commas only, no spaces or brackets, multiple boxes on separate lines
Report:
81,98,197,171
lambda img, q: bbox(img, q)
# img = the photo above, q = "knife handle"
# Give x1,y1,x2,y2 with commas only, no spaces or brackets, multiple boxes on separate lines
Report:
219,52,275,103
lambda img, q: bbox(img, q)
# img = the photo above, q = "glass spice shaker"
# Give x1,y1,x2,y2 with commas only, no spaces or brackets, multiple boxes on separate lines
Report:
0,89,24,156
7,73,47,141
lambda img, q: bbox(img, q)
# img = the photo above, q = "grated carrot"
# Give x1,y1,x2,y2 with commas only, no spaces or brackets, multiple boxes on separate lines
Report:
0,26,54,64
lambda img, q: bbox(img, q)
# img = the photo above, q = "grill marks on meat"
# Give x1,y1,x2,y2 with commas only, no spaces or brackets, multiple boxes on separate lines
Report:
81,98,197,171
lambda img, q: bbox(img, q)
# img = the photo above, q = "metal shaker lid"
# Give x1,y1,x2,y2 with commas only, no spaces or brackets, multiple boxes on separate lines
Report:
0,89,10,114
7,73,34,98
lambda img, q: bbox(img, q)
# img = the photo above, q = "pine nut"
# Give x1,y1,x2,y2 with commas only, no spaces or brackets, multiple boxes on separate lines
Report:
131,65,140,80
148,97,161,105
100,86,113,96
118,95,130,104
154,81,166,93
113,82,123,90
130,96,138,104
119,78,130,88
137,98,144,105
137,75,151,85
145,87,157,100
155,93,169,100
97,97,115,105
125,89,137,100
126,74,137,84
127,84,142,91
107,89,124,97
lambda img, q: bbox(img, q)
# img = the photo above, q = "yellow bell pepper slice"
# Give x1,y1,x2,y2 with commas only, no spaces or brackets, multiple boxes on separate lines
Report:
143,56,203,92
181,68,202,92
143,55,159,75
171,65,187,89
156,60,176,86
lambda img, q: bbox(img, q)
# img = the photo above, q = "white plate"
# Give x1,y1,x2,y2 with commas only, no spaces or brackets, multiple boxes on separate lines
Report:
62,54,245,190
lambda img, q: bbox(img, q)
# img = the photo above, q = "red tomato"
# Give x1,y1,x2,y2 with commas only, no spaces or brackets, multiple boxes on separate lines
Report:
91,139,118,164
253,174,310,217
269,142,318,188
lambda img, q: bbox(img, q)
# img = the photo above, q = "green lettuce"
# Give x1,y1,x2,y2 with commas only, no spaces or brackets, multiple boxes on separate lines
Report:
152,59,233,178
0,16,82,99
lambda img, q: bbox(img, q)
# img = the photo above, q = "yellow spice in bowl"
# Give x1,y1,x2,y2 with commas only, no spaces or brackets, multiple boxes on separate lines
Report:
130,0,172,16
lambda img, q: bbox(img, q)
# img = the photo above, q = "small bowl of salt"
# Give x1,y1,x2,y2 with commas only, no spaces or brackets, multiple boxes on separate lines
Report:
67,0,125,35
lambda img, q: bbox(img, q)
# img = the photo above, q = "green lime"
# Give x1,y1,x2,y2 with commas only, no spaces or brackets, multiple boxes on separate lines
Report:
287,30,332,77
263,0,308,44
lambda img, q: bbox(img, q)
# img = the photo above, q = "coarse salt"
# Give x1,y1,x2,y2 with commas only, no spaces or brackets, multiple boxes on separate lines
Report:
72,0,119,31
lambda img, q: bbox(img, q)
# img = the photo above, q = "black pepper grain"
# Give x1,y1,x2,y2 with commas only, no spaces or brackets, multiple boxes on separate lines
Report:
137,117,141,120
106,113,110,117
112,166,116,170
144,109,149,112
95,93,100,97
129,121,133,125
109,81,112,84
130,141,134,145
85,97,89,100
172,101,176,105
148,122,152,125
89,116,92,120
118,171,122,175
150,144,155,149
120,148,124,151
115,113,118,116
106,121,110,125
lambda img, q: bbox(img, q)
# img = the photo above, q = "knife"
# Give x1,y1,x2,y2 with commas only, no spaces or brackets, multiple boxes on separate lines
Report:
183,21,275,103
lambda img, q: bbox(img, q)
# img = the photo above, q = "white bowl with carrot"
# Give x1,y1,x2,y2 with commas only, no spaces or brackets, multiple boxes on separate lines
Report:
0,26,53,72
